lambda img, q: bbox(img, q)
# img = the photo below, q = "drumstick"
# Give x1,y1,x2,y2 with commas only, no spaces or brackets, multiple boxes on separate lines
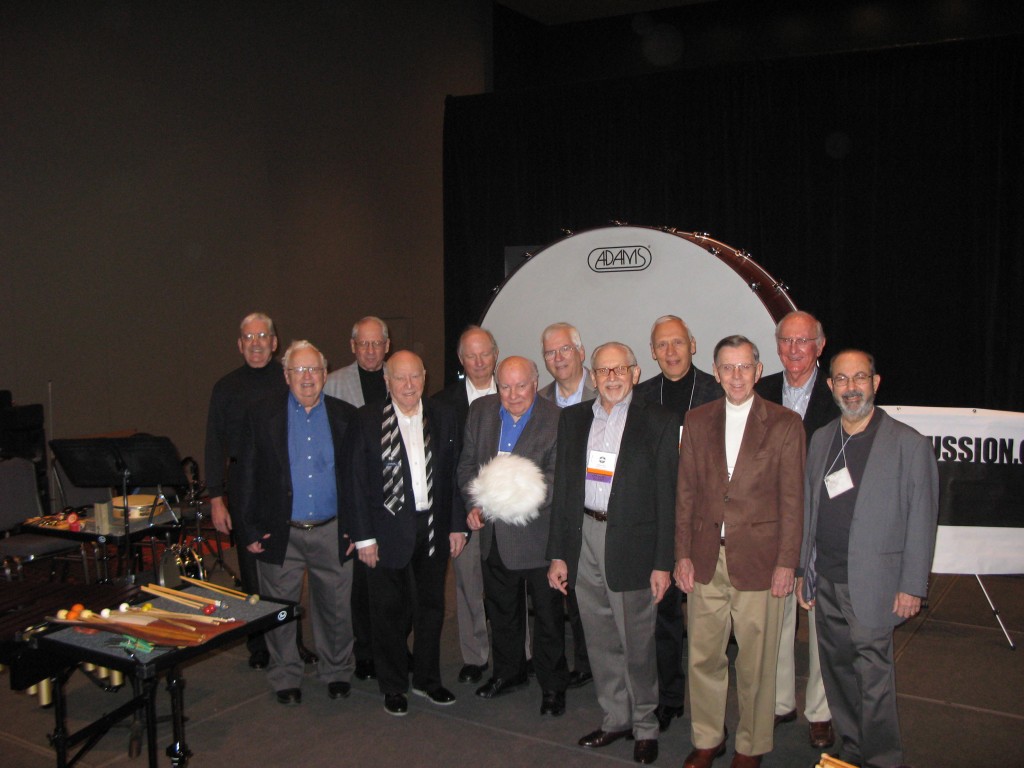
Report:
179,576,248,600
142,584,223,607
120,606,233,625
140,585,208,609
46,617,202,644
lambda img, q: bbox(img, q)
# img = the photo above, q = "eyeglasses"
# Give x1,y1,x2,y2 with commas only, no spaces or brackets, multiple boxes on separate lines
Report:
542,344,579,360
777,336,819,347
354,340,387,349
241,332,273,342
287,366,324,375
831,372,872,387
593,364,635,378
716,363,756,375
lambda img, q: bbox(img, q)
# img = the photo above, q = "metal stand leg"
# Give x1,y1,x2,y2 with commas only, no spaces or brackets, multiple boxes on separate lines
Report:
975,574,1017,650
165,667,192,766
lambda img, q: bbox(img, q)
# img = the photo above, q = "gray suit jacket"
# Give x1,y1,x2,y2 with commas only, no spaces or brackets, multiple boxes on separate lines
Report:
800,408,939,628
324,361,364,407
538,370,597,405
457,394,560,571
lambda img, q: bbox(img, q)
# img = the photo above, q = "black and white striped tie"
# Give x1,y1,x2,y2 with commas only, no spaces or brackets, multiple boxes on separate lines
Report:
381,398,404,516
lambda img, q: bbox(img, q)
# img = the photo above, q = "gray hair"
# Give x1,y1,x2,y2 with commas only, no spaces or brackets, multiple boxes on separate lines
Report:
649,314,693,344
713,335,760,364
282,340,327,371
541,322,582,349
829,349,876,377
239,312,276,337
496,356,539,383
775,310,823,341
591,342,637,369
458,325,498,358
350,316,389,340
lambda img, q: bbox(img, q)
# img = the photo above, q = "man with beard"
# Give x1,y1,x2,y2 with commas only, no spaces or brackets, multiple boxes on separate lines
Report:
798,350,938,768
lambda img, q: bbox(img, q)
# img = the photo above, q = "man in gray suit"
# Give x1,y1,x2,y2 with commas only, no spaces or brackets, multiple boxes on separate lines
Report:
460,356,569,716
798,349,938,768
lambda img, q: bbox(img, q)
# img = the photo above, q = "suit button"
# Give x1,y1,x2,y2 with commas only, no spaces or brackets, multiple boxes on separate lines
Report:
723,495,730,502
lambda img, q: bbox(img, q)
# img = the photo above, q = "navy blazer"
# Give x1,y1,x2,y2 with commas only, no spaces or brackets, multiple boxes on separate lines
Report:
235,393,357,566
341,398,466,570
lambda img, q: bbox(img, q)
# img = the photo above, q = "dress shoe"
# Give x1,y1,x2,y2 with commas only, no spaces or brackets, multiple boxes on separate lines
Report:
384,693,408,716
275,688,302,706
655,703,685,732
567,669,593,688
458,663,486,684
634,739,659,764
808,720,835,748
298,644,319,665
682,738,726,768
578,728,632,748
412,686,456,705
729,753,762,768
540,690,565,716
354,659,377,680
328,681,351,699
773,709,797,728
475,675,528,699
248,649,270,669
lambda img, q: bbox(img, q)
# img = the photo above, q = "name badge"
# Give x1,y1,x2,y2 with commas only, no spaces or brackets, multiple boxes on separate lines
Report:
824,467,854,498
497,450,511,457
586,450,617,484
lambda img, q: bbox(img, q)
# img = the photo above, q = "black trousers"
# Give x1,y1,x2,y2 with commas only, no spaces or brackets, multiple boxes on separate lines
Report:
655,582,686,708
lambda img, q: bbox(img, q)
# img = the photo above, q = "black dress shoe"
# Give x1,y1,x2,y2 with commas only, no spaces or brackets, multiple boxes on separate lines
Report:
275,688,302,706
578,728,632,748
328,681,351,699
475,675,528,699
355,659,377,680
298,644,319,665
567,669,593,688
249,649,270,669
540,690,566,716
773,709,797,728
412,686,456,705
384,693,408,716
634,738,658,764
655,704,685,732
458,663,486,684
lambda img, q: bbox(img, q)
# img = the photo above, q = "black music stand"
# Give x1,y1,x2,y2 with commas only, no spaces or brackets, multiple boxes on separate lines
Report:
50,437,187,583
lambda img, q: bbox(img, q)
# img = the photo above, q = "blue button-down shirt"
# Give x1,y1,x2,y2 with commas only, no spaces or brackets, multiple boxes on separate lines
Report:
287,393,338,522
498,399,536,453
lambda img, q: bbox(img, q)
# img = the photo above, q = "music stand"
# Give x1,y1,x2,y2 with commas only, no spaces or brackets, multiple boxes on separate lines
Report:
50,436,188,583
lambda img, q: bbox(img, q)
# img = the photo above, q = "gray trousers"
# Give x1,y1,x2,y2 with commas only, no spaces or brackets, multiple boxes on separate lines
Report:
453,531,490,666
256,519,354,692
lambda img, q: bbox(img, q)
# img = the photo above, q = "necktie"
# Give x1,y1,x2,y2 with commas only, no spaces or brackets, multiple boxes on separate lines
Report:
381,397,404,515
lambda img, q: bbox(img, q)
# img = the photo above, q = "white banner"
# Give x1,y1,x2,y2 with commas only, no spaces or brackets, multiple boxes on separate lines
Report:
882,405,1024,575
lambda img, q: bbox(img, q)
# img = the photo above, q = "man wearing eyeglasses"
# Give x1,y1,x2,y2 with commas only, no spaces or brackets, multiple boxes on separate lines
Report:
235,340,358,706
205,312,289,670
538,322,596,690
324,315,390,680
674,336,805,768
634,315,723,733
548,342,679,765
755,310,839,749
797,350,937,768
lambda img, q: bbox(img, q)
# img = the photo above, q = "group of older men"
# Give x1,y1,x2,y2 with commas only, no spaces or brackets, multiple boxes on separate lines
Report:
205,308,938,768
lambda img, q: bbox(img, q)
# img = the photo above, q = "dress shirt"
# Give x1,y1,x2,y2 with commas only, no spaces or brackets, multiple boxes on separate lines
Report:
396,400,431,512
584,392,632,513
498,399,535,453
287,393,337,523
466,376,497,403
782,366,818,419
556,371,588,408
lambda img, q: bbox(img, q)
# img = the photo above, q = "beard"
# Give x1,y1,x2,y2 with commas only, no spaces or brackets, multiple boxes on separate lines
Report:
837,388,875,420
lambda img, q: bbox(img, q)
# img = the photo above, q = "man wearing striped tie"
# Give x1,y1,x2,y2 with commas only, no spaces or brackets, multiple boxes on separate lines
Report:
341,350,467,716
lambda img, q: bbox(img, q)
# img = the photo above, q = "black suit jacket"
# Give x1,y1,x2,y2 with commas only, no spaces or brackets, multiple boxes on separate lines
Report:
341,398,465,570
547,397,680,592
431,380,472,437
235,393,357,566
634,366,722,423
755,368,840,445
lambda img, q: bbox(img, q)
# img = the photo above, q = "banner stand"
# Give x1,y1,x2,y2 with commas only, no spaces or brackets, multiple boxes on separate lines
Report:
974,575,1017,650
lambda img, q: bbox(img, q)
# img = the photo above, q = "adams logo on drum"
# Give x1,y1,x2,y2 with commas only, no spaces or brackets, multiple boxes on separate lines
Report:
588,245,652,272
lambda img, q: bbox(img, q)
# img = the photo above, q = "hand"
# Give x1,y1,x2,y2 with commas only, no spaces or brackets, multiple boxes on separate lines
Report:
892,591,922,620
795,576,815,610
246,533,270,554
449,533,466,558
650,570,670,603
210,496,232,535
673,558,695,593
342,534,355,557
547,560,569,595
358,543,380,568
771,566,795,598
466,507,485,531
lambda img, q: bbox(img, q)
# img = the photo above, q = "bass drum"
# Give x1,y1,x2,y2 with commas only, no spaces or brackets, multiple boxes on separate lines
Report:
480,226,796,380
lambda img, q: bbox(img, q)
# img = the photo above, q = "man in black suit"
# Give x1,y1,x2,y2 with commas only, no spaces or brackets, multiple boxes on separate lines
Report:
235,340,357,706
343,350,467,716
431,325,498,685
459,356,569,716
548,342,680,765
754,310,839,750
633,314,722,732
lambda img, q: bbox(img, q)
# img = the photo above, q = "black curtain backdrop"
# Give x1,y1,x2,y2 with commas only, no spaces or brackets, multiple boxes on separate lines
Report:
442,34,1024,411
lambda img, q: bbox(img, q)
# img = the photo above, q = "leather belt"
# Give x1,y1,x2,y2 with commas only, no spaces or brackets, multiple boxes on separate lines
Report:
288,516,337,530
584,507,608,523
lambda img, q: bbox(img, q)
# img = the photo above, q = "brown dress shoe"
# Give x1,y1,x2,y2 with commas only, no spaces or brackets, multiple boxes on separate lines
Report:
809,720,835,748
729,754,762,768
773,709,797,727
633,738,658,764
578,728,632,748
683,739,726,768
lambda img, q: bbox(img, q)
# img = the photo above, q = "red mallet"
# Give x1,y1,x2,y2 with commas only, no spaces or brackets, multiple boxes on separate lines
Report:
202,604,216,616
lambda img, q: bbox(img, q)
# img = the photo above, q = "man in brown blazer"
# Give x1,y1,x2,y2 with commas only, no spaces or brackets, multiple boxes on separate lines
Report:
674,335,806,768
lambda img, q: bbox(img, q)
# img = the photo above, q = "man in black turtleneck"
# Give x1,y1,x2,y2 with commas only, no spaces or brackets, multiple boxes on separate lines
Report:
633,314,722,732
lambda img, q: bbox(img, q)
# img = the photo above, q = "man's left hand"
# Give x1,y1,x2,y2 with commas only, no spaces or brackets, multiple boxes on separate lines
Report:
771,566,796,598
892,591,922,619
650,570,670,603
449,533,466,558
